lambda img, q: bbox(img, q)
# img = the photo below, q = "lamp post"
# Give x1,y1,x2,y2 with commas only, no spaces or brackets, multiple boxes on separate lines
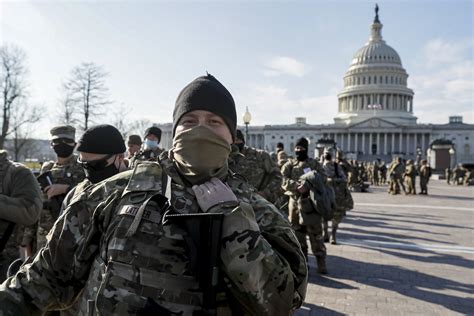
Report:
243,107,252,144
448,147,455,169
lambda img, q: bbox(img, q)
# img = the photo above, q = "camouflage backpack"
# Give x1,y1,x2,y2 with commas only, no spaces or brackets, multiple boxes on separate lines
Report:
300,171,336,221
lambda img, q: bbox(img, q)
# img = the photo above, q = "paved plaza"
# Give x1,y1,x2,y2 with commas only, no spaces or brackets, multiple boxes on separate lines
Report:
296,179,474,315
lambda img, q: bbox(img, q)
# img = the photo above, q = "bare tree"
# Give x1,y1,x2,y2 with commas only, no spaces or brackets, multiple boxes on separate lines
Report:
57,88,78,126
10,101,43,161
0,44,28,149
64,62,111,131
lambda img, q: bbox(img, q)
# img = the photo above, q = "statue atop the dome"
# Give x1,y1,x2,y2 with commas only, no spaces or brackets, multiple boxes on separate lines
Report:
374,4,380,23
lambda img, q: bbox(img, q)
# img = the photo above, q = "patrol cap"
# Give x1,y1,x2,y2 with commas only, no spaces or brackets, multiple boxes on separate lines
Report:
127,134,142,146
50,125,75,141
77,124,126,154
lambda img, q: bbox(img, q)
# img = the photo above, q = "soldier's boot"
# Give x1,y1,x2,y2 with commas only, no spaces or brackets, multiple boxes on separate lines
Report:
316,256,327,275
331,224,338,245
323,221,329,243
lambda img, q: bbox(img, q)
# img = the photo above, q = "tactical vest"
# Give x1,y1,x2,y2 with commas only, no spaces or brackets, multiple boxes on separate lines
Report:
77,162,231,315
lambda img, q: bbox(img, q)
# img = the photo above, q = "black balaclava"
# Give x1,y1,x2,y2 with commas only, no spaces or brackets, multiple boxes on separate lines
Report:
172,74,237,140
295,137,309,161
77,124,126,184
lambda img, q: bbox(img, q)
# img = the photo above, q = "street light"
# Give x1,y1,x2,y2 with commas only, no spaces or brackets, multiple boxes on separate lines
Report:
243,107,252,144
449,147,455,169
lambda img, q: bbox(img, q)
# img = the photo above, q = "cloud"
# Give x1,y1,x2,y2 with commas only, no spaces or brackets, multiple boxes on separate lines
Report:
236,84,338,126
410,38,473,124
263,56,308,77
422,38,473,67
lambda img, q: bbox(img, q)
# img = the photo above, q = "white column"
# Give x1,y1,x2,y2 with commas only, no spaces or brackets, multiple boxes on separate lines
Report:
369,133,373,153
384,133,388,155
391,133,395,154
376,133,380,155
362,133,366,154
422,133,426,153
348,133,352,152
355,133,359,153
399,132,403,153
406,133,410,154
413,133,417,154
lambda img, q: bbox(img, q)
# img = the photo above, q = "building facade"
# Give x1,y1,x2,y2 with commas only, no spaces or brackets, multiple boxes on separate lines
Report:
158,6,473,170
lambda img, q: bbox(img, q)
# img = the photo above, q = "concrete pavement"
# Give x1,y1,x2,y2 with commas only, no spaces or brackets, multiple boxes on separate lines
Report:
296,179,474,315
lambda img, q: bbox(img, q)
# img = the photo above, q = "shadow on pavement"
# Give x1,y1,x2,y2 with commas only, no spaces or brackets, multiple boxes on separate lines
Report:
294,303,345,316
327,255,474,314
340,227,454,245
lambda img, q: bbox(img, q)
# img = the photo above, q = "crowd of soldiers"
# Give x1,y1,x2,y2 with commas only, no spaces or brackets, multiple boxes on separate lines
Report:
0,73,462,315
445,165,473,186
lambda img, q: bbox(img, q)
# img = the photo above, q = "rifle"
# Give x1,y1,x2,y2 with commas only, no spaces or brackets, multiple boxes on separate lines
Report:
163,212,224,315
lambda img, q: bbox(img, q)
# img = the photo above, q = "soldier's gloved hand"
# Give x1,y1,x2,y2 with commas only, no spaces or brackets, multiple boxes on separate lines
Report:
44,183,69,199
192,177,238,212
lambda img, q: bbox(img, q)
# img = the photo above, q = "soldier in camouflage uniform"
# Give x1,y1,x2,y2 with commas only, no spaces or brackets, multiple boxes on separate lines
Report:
0,74,307,315
404,159,417,195
0,149,42,282
322,149,353,245
126,134,142,159
26,125,85,252
129,126,164,169
229,129,283,205
418,159,431,195
271,142,289,168
388,157,405,195
282,137,327,274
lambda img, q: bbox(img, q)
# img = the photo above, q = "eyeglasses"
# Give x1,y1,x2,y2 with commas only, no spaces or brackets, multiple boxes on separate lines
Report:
77,154,114,171
51,138,75,146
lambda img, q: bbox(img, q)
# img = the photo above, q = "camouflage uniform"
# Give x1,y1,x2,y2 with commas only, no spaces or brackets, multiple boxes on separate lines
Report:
404,160,417,195
0,152,307,315
419,162,431,194
128,147,164,169
388,159,405,195
229,145,283,205
0,150,42,283
28,154,85,252
281,157,326,263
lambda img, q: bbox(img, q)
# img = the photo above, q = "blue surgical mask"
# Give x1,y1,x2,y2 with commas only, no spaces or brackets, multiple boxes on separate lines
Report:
144,139,159,150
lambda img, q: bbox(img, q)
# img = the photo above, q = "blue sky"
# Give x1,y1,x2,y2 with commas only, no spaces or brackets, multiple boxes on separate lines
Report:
1,0,473,139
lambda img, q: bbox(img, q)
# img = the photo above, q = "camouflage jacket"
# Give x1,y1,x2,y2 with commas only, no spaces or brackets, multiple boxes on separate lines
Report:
281,157,325,197
129,147,164,169
0,151,307,315
404,164,417,178
229,145,282,203
0,155,42,226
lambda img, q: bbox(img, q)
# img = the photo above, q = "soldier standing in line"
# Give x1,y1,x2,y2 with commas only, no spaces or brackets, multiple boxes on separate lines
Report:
128,126,163,168
379,160,387,185
229,129,283,205
388,157,405,195
418,159,431,195
322,149,353,245
282,137,327,274
0,149,42,282
26,125,85,252
0,74,307,315
445,167,452,184
404,159,417,195
126,134,142,158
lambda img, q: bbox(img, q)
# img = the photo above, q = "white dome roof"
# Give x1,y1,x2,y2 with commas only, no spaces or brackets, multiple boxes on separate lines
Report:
351,41,402,66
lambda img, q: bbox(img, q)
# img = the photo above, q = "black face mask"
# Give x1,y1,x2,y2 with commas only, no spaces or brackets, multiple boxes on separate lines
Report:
79,155,120,184
324,153,332,161
84,162,119,184
295,150,308,161
53,143,75,158
236,142,245,152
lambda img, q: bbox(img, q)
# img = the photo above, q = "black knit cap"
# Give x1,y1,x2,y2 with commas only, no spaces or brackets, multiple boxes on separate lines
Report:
144,126,162,141
295,137,309,151
235,129,245,142
173,74,237,140
77,124,126,154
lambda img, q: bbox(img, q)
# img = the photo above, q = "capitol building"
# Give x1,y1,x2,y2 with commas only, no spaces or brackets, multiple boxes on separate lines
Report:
159,7,473,171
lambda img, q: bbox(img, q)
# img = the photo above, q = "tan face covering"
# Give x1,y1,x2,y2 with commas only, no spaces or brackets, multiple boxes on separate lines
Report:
171,125,231,185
